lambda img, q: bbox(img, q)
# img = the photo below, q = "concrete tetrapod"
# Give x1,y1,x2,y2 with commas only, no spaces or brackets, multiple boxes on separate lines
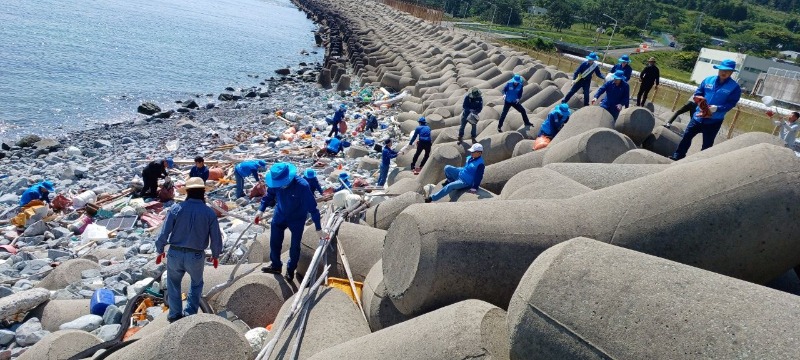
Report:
266,288,371,360
0,288,51,321
180,263,262,294
308,300,509,360
614,106,656,144
543,163,668,190
36,258,100,290
361,260,410,331
106,314,251,360
507,237,800,360
480,150,548,195
365,191,424,230
415,144,464,186
548,106,614,146
542,128,636,165
613,148,674,164
642,124,682,157
501,168,592,200
17,329,103,360
677,131,784,164
383,144,800,316
297,222,385,282
27,299,91,332
211,272,293,328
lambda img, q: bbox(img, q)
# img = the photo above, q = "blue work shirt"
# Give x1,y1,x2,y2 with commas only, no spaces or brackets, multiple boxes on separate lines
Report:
332,108,346,124
539,110,570,138
235,160,263,181
693,75,742,123
458,156,485,189
462,94,483,114
156,199,223,258
381,146,398,167
502,81,524,103
189,166,209,182
259,176,322,230
595,80,630,110
305,175,324,196
19,184,49,207
327,138,345,154
409,125,432,145
573,61,604,83
610,63,633,81
366,114,378,130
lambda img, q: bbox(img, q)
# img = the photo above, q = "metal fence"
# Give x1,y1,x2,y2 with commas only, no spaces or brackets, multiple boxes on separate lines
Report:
507,45,779,139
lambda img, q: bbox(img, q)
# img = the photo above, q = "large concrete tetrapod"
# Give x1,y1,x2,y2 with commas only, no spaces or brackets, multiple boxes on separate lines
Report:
107,314,251,360
548,106,614,146
365,191,424,230
309,300,509,360
266,288,370,359
383,144,800,316
543,163,668,190
613,149,674,164
501,168,591,200
211,272,293,328
480,150,548,194
542,128,636,165
18,330,103,360
297,222,385,282
508,238,800,360
361,260,410,331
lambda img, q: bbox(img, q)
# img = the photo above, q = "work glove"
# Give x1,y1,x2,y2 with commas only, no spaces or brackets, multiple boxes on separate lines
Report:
254,211,263,225
156,253,165,265
590,98,597,105
212,258,219,269
316,229,328,240
709,105,718,113
616,104,623,111
468,188,477,194
515,100,520,105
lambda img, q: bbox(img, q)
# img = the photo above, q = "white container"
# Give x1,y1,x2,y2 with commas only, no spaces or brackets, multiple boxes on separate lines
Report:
72,190,97,209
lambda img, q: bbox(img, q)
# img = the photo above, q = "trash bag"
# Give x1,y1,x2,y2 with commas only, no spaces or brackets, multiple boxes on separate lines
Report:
51,194,72,211
158,187,175,202
212,199,228,217
250,182,267,198
467,113,479,125
338,120,348,134
81,224,109,244
533,135,552,150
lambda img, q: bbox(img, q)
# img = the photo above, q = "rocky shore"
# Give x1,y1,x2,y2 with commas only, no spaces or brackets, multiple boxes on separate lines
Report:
1,0,800,359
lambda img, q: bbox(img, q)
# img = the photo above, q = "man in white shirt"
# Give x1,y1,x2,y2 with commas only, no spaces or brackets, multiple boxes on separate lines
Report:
774,111,800,149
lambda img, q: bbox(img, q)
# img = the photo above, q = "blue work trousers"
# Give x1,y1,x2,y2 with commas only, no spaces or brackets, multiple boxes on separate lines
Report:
459,112,477,139
498,101,530,129
377,164,390,187
235,173,245,198
601,104,620,120
270,219,306,272
430,165,469,201
672,118,724,160
166,248,205,320
563,80,591,106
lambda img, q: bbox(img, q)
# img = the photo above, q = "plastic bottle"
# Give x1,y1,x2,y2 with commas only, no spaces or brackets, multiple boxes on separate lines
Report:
72,190,97,209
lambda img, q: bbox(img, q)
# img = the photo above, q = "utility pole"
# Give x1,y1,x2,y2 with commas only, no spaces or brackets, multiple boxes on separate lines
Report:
644,11,651,34
506,7,513,27
490,3,497,29
694,14,704,33
602,13,618,63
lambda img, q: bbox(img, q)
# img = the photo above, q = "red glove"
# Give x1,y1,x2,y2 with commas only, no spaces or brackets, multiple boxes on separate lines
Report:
156,253,165,265
254,216,260,225
212,258,219,269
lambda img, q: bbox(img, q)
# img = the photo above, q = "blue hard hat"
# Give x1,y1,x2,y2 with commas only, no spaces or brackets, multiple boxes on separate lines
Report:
339,104,347,110
612,70,626,81
165,157,174,168
619,55,630,63
266,162,297,188
40,181,55,192
586,52,599,61
304,169,316,178
713,59,738,72
418,117,427,123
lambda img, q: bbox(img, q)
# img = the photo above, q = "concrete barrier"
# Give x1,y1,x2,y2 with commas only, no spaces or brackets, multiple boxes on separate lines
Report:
383,144,800,316
309,300,509,360
508,237,800,359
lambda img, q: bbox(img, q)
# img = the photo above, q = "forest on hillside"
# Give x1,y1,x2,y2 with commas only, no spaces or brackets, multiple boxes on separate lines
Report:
431,0,800,57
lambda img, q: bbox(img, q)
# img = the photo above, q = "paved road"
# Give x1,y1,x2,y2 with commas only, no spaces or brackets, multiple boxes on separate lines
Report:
604,45,676,58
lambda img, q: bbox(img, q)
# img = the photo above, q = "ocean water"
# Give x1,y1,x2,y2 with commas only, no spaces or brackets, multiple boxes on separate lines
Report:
0,0,320,138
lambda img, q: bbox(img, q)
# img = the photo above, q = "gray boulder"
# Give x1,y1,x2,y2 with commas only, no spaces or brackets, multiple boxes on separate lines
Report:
58,314,103,332
15,318,49,346
0,288,50,320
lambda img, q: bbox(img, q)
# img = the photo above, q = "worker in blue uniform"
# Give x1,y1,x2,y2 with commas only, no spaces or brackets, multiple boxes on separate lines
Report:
424,143,486,203
562,52,605,106
255,163,324,281
497,74,531,131
234,160,266,198
671,59,742,160
592,70,630,120
19,181,55,207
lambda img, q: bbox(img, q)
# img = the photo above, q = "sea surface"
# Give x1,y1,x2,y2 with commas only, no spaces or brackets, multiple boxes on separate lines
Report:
0,0,321,139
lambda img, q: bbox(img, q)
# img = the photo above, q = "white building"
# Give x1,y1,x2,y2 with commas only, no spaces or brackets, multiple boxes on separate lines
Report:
780,50,800,60
692,48,800,92
753,68,800,107
527,6,547,15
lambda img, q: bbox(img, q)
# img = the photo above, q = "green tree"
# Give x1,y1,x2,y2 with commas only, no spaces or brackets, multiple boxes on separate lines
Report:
788,18,800,33
546,0,576,31
620,26,641,39
679,33,711,52
728,32,769,54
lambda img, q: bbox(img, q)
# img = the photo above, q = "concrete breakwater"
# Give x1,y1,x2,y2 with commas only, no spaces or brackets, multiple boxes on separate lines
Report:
0,0,798,358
